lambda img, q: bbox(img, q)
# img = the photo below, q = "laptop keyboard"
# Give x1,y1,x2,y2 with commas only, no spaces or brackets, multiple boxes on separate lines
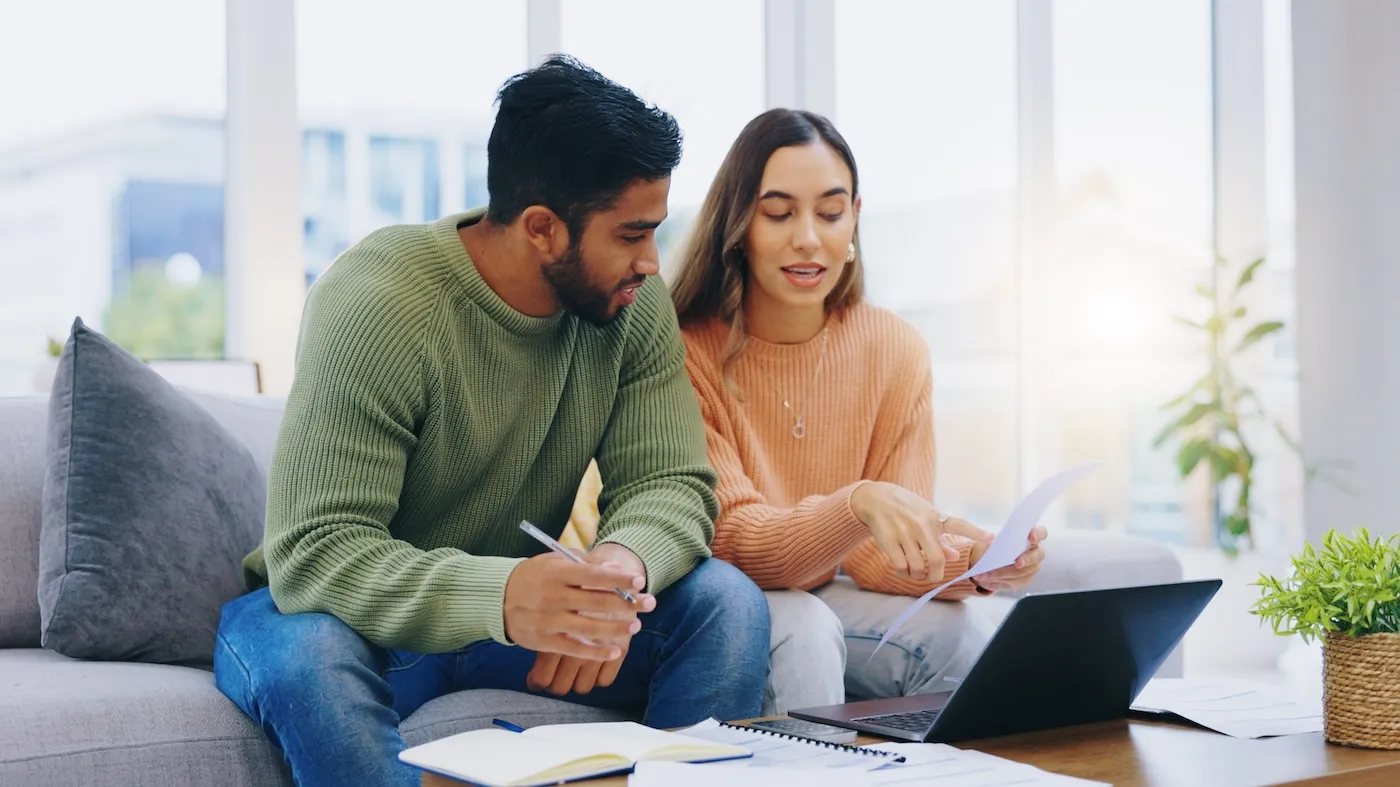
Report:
851,709,941,732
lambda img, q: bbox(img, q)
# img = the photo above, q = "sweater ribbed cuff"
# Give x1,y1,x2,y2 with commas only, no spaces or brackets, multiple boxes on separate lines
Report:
598,525,705,596
452,554,527,647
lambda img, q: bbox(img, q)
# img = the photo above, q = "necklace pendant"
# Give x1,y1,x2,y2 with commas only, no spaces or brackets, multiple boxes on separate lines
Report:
792,420,806,439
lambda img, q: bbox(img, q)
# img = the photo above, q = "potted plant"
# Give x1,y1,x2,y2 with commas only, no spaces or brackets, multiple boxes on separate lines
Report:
1251,528,1400,749
1153,254,1297,554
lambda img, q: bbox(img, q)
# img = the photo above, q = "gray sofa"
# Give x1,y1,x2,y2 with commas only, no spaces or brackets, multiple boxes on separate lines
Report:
0,391,1183,785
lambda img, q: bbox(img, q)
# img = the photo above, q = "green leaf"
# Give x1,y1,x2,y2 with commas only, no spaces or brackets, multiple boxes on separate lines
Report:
1235,321,1285,354
1232,306,1248,320
1152,402,1220,447
1235,257,1267,293
1172,315,1208,332
1224,512,1251,538
1209,445,1243,483
1194,283,1216,300
1251,529,1400,641
1177,439,1212,477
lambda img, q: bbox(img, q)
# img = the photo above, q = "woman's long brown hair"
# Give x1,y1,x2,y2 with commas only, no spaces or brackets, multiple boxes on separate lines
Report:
668,109,864,390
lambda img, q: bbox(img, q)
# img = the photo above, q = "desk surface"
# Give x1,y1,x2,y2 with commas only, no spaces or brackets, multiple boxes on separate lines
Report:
421,716,1400,787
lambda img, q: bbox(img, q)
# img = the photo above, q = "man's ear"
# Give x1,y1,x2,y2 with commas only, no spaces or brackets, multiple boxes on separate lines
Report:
521,206,570,258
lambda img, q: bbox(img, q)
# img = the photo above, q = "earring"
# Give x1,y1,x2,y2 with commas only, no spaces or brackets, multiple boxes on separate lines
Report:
846,242,856,263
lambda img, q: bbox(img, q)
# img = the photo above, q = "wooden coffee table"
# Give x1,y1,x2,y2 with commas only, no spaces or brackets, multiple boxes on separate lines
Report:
421,716,1400,786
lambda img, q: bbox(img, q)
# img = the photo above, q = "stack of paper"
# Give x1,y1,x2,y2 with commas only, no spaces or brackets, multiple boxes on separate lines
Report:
664,719,1108,785
863,743,1109,787
630,747,1105,787
1131,677,1324,738
630,761,870,786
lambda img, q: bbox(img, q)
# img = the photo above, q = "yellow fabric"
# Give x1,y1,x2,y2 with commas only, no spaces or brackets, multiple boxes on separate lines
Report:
561,460,603,550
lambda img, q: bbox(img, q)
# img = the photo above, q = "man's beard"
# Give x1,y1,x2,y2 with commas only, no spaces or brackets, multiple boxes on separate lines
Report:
541,244,636,327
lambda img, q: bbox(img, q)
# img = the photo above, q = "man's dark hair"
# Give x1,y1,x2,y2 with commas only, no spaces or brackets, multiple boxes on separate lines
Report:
485,54,683,237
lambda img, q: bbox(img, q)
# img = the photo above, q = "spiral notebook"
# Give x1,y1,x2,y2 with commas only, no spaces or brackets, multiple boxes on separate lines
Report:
677,718,905,770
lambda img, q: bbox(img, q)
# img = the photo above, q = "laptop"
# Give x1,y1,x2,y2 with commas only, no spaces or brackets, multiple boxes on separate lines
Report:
789,579,1221,743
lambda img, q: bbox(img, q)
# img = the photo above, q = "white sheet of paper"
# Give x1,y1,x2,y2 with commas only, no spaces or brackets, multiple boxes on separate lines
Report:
861,743,1109,786
629,761,869,787
1131,677,1324,739
873,462,1100,653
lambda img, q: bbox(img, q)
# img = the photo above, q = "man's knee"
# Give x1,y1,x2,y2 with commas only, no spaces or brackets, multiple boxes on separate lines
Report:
215,588,382,712
670,558,770,634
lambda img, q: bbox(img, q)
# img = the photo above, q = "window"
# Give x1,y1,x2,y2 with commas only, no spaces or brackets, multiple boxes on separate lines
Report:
559,0,766,262
464,144,489,214
369,137,441,227
303,130,349,282
834,0,1020,527
1257,0,1304,549
1046,0,1215,541
0,1,226,394
296,0,528,283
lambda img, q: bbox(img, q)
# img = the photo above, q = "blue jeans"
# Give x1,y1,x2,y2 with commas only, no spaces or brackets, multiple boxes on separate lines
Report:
213,558,769,787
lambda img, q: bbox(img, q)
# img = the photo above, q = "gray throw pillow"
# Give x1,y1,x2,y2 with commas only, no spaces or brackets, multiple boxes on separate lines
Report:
38,318,266,665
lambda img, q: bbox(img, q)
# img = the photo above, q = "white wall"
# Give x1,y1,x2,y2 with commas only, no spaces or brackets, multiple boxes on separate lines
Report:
1292,0,1400,540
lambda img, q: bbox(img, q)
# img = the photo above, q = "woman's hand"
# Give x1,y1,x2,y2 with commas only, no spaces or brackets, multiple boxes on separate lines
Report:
850,481,993,582
969,526,1048,593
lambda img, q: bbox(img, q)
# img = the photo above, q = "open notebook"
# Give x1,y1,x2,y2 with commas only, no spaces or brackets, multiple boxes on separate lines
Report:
397,721,752,787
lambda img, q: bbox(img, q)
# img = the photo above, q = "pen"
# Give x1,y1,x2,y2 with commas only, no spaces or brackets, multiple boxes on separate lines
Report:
492,718,526,733
518,520,639,604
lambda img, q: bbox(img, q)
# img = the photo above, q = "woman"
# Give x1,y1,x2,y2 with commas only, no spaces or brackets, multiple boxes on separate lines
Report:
668,108,1049,715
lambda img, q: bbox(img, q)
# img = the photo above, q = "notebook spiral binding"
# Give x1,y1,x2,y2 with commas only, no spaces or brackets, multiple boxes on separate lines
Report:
717,722,903,760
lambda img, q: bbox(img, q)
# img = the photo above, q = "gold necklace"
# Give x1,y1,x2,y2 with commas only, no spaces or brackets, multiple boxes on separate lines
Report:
763,327,829,439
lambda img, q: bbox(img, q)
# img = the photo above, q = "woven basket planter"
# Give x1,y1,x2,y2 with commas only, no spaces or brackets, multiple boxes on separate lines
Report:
1323,632,1400,749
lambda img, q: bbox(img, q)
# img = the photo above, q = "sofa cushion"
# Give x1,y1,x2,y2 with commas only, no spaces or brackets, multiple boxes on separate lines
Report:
0,648,289,786
0,397,48,648
0,391,283,652
0,648,632,787
38,318,266,665
401,689,633,743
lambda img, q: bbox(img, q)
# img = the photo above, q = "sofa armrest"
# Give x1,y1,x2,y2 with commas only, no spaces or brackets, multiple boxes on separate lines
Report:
999,529,1183,598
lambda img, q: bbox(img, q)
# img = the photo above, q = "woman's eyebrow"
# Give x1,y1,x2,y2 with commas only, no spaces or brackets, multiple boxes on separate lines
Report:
759,186,849,200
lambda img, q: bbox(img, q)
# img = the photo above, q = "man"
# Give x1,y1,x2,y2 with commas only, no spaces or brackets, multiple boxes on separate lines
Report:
213,55,770,787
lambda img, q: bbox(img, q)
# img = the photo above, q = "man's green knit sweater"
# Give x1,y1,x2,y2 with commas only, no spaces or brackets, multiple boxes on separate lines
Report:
242,210,719,654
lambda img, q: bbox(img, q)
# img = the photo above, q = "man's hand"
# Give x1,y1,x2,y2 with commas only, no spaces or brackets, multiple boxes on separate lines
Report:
528,641,630,696
522,544,649,696
969,526,1048,593
503,551,654,660
851,481,995,581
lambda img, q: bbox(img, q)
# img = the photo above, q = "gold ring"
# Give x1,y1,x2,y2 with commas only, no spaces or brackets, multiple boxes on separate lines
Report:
937,513,950,524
